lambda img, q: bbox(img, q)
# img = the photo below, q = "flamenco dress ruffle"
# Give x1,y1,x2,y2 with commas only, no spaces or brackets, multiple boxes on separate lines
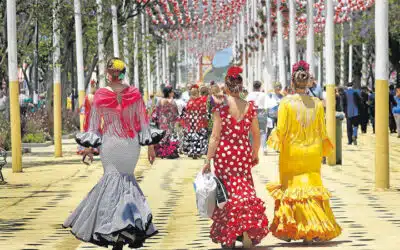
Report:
63,171,157,248
266,183,341,242
210,176,269,247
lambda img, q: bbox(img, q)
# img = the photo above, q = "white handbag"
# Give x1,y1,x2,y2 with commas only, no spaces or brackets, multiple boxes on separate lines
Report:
194,172,217,218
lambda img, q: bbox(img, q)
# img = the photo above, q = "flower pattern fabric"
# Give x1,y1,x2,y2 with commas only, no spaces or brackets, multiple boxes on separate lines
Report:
153,100,180,159
210,101,269,247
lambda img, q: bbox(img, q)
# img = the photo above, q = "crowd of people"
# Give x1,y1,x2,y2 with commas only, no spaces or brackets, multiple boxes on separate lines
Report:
1,56,399,249
66,57,342,250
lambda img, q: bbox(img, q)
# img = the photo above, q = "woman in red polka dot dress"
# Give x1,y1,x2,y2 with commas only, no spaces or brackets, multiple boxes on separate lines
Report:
203,66,269,248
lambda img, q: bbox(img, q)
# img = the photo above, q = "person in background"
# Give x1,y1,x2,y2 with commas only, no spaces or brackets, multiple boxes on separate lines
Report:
77,80,99,156
200,85,210,97
308,75,323,100
0,91,7,115
393,85,400,138
182,86,209,159
336,87,344,112
153,85,180,159
207,85,225,136
343,82,361,145
181,83,192,103
174,89,186,117
368,88,375,133
266,82,283,138
359,86,370,133
389,85,397,134
19,89,28,116
247,81,268,155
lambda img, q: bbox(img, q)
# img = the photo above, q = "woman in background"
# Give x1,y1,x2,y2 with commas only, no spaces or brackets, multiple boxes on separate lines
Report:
182,86,209,159
153,86,180,159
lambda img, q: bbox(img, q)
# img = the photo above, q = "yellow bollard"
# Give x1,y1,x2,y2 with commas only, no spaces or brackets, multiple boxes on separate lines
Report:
375,80,389,189
326,84,336,166
9,81,22,172
79,90,85,132
53,82,62,157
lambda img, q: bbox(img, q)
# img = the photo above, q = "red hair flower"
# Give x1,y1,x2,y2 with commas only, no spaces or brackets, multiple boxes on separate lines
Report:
192,84,199,89
292,60,310,74
227,66,243,78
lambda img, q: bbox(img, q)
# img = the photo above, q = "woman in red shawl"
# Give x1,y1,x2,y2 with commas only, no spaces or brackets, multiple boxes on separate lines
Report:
64,58,158,250
182,85,209,159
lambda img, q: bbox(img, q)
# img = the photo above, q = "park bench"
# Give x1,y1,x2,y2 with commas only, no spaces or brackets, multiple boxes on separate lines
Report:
0,147,6,184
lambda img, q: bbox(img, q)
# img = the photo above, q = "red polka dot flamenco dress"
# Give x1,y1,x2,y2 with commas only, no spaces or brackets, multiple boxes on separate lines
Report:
210,102,269,247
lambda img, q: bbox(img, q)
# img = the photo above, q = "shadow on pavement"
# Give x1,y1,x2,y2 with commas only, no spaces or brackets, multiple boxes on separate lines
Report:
208,240,351,250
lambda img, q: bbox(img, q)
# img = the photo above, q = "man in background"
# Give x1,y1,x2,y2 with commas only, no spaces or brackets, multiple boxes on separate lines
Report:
343,82,361,145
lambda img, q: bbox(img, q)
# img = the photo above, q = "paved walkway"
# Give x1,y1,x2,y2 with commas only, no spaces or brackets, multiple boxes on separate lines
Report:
1,129,400,250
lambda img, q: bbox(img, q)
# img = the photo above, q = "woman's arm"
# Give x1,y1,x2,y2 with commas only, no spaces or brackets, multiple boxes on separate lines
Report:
206,111,222,160
250,116,261,154
203,111,222,173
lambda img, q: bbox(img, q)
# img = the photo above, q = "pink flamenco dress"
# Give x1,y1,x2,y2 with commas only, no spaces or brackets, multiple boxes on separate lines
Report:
210,101,269,247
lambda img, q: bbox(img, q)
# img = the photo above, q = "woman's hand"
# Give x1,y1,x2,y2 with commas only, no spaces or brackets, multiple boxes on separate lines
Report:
148,145,156,165
202,163,211,174
82,147,94,165
251,150,259,166
202,159,212,174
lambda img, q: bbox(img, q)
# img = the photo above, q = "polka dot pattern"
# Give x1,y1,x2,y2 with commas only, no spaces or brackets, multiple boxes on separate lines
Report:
210,101,269,247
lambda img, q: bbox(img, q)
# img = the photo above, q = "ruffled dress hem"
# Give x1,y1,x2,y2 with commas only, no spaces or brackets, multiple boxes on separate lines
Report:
63,171,158,248
63,223,158,248
266,183,341,242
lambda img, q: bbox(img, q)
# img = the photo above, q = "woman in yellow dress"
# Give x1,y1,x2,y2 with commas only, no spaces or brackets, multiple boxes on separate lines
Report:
266,60,341,243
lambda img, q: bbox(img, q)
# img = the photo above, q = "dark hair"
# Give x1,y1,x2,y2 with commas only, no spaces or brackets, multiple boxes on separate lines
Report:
253,81,262,90
347,82,354,87
389,85,395,90
174,89,182,99
225,75,243,93
163,86,173,98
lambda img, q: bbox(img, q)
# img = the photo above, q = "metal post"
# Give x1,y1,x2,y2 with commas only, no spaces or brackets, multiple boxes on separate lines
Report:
289,0,297,72
53,0,62,157
325,0,336,165
375,0,389,189
74,0,85,131
307,0,315,77
96,0,106,87
277,0,286,88
111,2,120,57
7,0,22,172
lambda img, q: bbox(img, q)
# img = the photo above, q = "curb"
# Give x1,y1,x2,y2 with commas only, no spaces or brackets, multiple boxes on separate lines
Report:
62,132,77,140
6,148,31,156
22,141,53,148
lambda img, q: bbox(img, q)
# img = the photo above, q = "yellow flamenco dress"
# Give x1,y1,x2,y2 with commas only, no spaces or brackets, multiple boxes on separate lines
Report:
266,94,341,242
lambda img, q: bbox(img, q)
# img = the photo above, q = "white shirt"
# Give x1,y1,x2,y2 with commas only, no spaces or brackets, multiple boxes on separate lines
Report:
175,99,186,116
181,91,190,103
246,91,267,109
